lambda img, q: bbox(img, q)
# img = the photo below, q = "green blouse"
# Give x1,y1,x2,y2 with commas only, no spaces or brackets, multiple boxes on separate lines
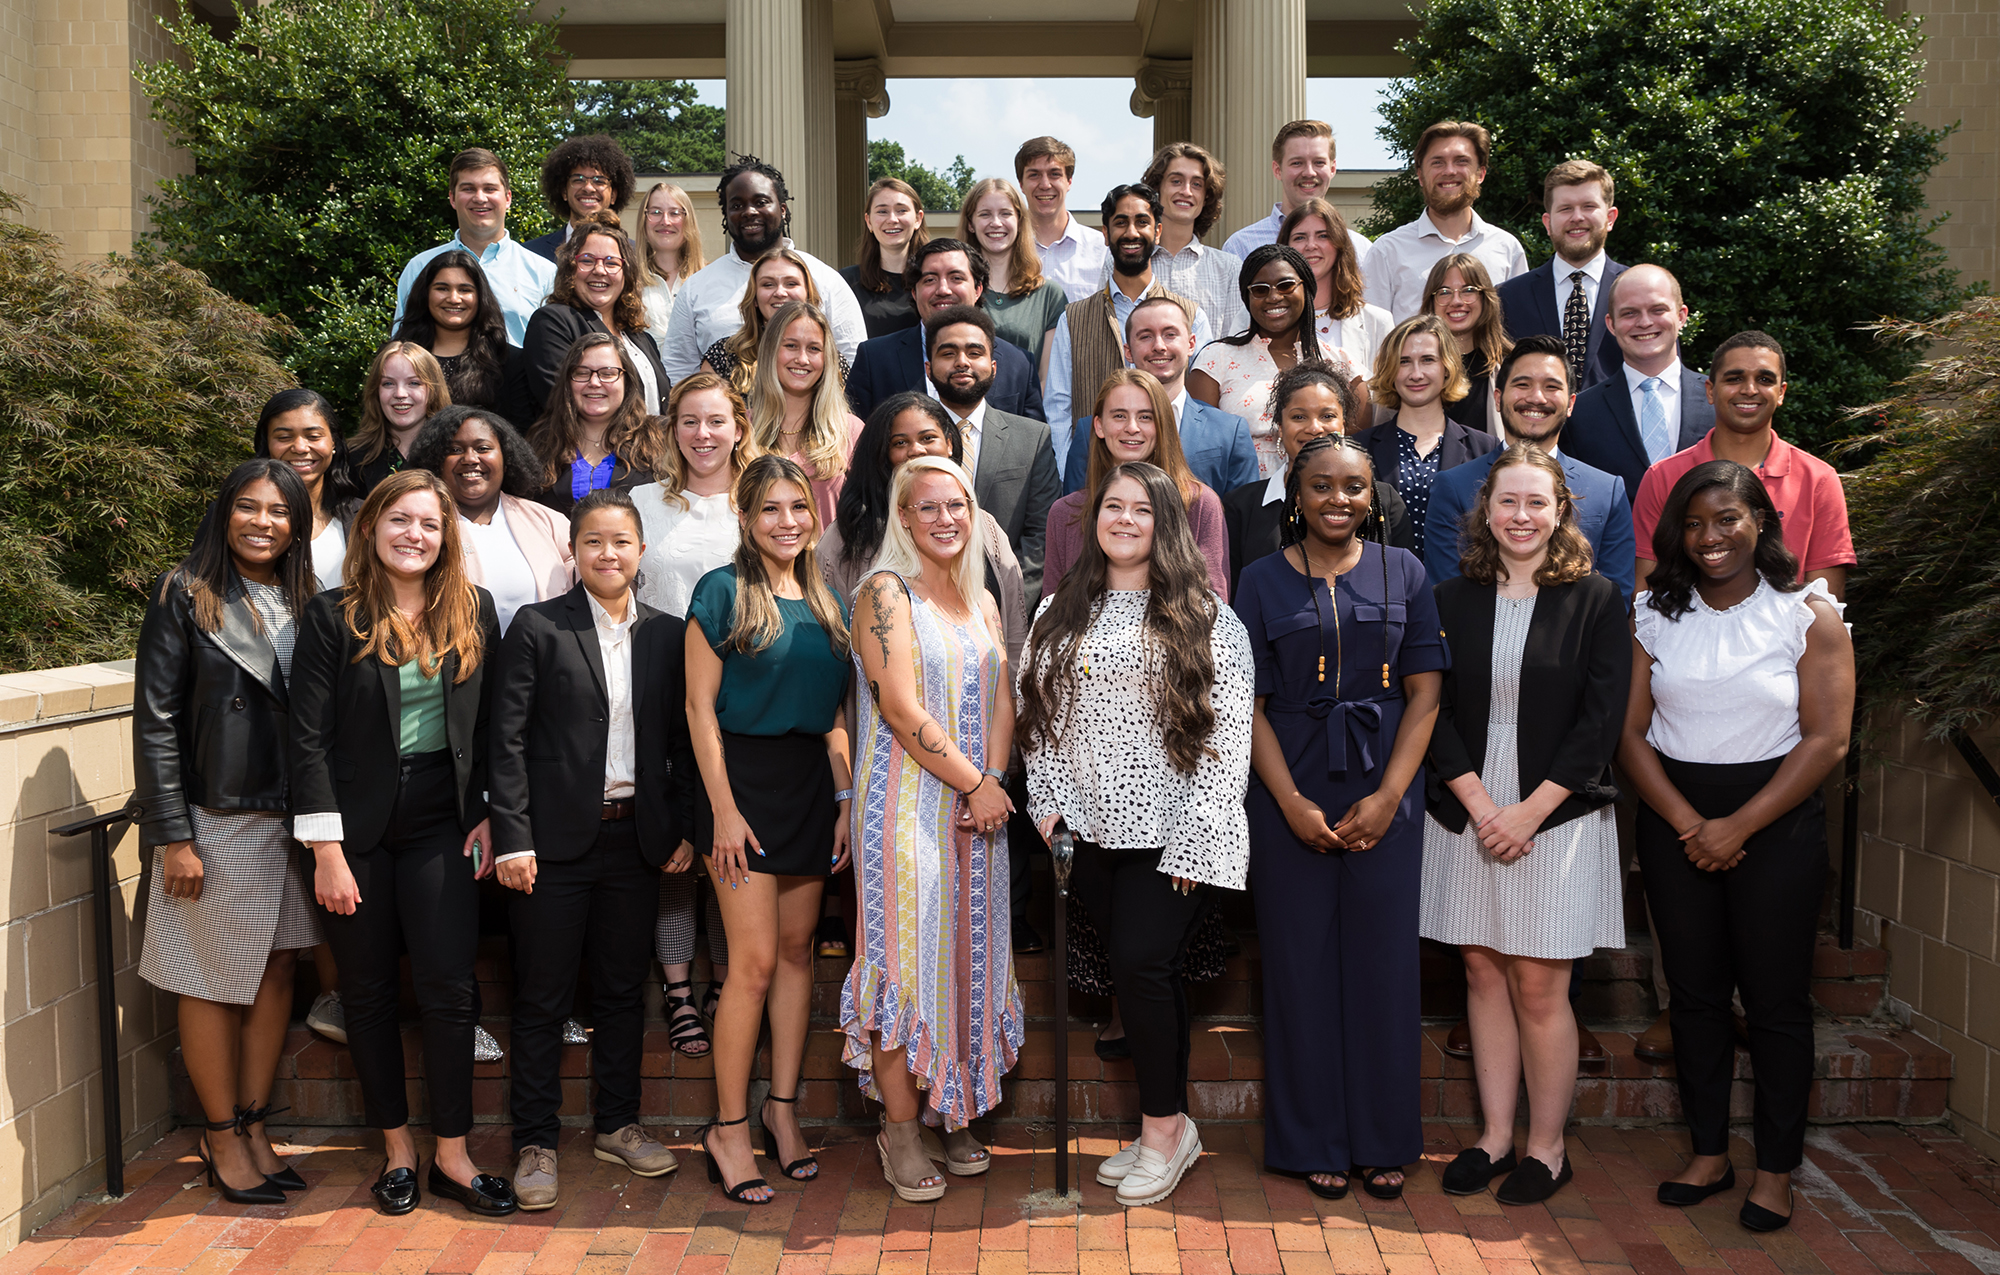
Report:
986,280,1071,368
398,659,449,754
687,566,850,736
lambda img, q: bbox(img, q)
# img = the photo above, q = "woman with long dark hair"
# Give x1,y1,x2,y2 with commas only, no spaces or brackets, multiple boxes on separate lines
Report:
290,469,513,1217
840,177,927,339
529,333,672,516
1621,460,1853,1233
1018,461,1254,1208
254,389,362,591
1235,434,1445,1201
135,459,321,1206
392,249,513,411
511,212,669,423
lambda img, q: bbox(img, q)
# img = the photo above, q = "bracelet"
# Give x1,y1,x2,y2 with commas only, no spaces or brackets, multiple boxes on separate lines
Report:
834,788,854,803
981,767,1008,783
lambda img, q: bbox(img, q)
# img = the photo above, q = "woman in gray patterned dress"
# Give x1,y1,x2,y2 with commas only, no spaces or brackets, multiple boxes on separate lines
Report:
134,459,324,1205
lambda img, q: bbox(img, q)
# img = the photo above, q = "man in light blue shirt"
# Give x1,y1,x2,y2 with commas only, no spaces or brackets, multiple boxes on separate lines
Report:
1222,121,1373,267
392,148,554,347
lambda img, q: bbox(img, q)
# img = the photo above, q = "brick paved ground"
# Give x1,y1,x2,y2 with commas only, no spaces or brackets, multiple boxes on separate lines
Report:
11,1121,2000,1275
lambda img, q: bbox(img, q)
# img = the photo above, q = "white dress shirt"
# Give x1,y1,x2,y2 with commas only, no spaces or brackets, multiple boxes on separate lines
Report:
1044,285,1214,478
658,238,867,381
1363,208,1530,323
1624,357,1684,465
393,232,554,347
1036,215,1113,304
924,389,990,478
1222,204,1374,269
1553,251,1609,332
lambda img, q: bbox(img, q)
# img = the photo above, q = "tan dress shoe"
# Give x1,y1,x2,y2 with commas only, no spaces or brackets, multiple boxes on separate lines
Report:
1634,1010,1675,1063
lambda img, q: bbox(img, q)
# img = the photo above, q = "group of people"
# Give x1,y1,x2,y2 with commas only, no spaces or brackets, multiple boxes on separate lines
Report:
131,115,1857,1230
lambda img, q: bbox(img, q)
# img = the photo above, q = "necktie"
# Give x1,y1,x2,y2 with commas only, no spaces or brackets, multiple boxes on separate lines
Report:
1563,270,1589,384
1638,376,1672,465
960,420,979,477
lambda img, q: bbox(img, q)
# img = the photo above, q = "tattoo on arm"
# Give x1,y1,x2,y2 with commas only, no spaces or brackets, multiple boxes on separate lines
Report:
914,720,949,758
865,580,895,670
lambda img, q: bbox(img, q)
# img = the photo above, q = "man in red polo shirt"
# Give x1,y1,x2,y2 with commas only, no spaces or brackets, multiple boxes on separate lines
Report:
1632,330,1855,600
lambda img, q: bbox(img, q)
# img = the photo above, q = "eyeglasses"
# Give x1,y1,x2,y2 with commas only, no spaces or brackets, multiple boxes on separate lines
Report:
573,253,625,272
1432,285,1486,300
570,366,626,384
905,498,970,524
642,207,684,221
1247,278,1303,299
569,174,611,189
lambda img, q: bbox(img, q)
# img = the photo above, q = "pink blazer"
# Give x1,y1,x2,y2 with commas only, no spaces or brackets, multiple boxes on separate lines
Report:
462,493,576,600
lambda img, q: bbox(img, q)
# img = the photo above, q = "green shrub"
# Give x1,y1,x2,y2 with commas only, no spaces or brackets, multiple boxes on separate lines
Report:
0,192,293,671
1367,0,1969,453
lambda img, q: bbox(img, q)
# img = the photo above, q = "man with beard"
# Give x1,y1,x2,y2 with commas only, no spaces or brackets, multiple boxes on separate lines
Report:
1422,334,1634,599
844,239,1047,422
1042,184,1213,477
658,155,866,381
1365,121,1528,323
1496,161,1627,390
1221,121,1374,267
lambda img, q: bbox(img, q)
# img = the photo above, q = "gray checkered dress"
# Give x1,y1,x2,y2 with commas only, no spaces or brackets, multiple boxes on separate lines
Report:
138,583,323,1004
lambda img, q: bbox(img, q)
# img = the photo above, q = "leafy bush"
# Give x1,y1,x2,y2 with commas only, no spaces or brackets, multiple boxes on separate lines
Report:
572,80,726,174
869,140,975,213
1841,299,2000,734
0,192,293,671
137,0,574,406
1367,0,1969,453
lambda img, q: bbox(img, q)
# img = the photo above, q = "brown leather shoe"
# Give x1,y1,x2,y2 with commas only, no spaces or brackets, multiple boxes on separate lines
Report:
1443,1017,1473,1059
1577,1023,1608,1066
1634,1010,1675,1064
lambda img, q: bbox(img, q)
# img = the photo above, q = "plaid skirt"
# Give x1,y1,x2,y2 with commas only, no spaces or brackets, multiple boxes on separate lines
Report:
139,806,322,1004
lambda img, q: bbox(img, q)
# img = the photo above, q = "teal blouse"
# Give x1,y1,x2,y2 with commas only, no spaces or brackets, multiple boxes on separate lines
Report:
687,566,850,736
986,281,1071,368
397,659,449,754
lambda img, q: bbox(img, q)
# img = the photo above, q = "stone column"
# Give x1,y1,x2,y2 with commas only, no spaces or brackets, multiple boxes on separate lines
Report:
1192,0,1227,160
1198,0,1307,241
798,0,836,260
725,0,808,247
834,60,890,268
1130,58,1193,155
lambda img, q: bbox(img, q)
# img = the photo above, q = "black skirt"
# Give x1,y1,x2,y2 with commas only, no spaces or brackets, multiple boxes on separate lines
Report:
698,730,836,877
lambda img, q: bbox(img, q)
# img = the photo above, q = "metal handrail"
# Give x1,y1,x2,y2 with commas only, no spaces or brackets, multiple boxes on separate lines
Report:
51,802,139,1198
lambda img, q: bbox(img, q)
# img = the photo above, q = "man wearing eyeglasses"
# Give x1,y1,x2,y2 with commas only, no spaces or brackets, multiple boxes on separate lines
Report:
524,136,638,263
392,148,555,346
1364,121,1528,323
1494,161,1627,392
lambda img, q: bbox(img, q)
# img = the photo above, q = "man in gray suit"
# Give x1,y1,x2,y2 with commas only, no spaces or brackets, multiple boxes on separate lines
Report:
1561,264,1714,507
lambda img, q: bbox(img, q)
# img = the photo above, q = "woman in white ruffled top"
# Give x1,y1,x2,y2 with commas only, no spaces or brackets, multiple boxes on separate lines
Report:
1618,459,1853,1237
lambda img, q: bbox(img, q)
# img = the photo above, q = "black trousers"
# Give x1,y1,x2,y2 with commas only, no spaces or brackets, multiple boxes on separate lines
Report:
508,815,656,1152
1636,753,1824,1173
1070,840,1208,1119
320,752,478,1137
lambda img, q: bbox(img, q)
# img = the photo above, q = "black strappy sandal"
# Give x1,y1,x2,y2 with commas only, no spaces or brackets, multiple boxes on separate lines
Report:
1307,1171,1349,1200
196,1107,287,1205
761,1093,818,1181
700,981,722,1024
664,980,712,1058
239,1101,306,1190
702,1116,771,1204
1355,1165,1406,1200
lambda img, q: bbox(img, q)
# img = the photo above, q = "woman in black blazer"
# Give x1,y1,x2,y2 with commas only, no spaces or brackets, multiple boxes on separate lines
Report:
1418,445,1630,1207
508,212,669,426
487,490,697,1209
1351,315,1499,563
134,459,320,1206
289,468,515,1218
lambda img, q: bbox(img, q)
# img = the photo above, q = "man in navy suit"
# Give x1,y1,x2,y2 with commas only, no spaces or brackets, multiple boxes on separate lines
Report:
1560,265,1714,506
1424,334,1635,599
1494,160,1625,392
1062,295,1259,496
845,238,1046,423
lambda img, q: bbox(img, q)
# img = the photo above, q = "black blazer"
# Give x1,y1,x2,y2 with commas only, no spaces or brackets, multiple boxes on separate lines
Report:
845,324,1047,424
1220,478,1411,599
1351,417,1502,499
1494,257,1627,391
488,586,696,866
1427,572,1630,834
503,303,670,428
1561,364,1715,508
132,576,293,844
289,587,501,851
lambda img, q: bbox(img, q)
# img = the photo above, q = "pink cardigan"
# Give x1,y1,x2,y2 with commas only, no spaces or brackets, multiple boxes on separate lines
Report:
1039,482,1230,603
461,493,575,601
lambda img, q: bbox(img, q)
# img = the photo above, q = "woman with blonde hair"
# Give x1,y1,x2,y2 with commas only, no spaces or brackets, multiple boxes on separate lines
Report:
701,247,847,397
529,333,672,515
637,181,706,342
960,178,1069,368
1351,315,1497,563
353,341,451,493
841,177,928,339
1420,253,1510,436
747,300,864,529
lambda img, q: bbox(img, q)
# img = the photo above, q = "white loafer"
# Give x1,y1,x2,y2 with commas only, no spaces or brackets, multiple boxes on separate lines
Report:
1096,1141,1141,1185
1115,1117,1201,1206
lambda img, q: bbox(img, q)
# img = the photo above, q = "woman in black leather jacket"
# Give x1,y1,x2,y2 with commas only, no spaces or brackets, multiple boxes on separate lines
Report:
133,459,322,1206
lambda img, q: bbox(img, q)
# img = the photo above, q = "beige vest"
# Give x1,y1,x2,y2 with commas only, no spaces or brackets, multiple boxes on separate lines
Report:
1066,280,1200,415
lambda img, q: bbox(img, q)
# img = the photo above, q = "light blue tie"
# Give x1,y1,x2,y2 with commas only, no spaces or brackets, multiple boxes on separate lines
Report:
1639,376,1672,465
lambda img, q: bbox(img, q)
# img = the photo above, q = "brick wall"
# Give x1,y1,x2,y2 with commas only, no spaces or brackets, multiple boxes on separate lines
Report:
0,662,176,1246
1853,707,2000,1160
1898,0,1999,291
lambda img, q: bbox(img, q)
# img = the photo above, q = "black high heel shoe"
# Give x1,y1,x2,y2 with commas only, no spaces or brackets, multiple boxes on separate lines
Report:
238,1102,307,1191
196,1110,287,1206
703,1116,771,1204
760,1093,818,1181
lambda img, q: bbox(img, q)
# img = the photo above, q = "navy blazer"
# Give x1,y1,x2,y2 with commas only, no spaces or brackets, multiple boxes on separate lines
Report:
846,324,1046,424
1495,258,1626,392
524,228,563,263
1421,446,1635,599
1063,398,1260,497
1350,417,1501,529
1561,364,1715,508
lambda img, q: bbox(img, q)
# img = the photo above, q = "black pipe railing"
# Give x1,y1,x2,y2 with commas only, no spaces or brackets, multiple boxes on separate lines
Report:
51,802,139,1199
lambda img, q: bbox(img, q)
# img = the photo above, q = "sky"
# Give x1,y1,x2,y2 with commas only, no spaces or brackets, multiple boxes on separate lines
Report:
685,77,1401,190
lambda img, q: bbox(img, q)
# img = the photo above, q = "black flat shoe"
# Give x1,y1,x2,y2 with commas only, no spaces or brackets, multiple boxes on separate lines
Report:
1441,1146,1517,1196
1094,1033,1132,1062
265,1166,308,1192
1496,1154,1573,1206
1658,1163,1734,1207
371,1165,419,1216
1013,925,1046,954
1740,1195,1793,1232
426,1161,518,1217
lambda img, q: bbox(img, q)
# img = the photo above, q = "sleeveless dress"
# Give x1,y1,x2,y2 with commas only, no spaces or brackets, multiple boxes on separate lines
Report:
839,571,1025,1128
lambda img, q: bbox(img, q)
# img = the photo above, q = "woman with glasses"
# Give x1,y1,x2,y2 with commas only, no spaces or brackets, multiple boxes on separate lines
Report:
840,177,927,340
510,212,669,426
1421,254,1510,437
1189,245,1361,480
528,334,672,516
638,182,706,344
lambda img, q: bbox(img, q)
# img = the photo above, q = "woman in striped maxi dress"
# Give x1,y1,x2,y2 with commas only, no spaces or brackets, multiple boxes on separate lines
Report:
842,454,1025,1203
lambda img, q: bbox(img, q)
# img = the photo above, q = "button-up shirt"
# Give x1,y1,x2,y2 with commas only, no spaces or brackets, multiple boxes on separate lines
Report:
394,231,555,347
1554,251,1609,330
1147,238,1249,338
926,389,990,478
658,238,867,382
1036,215,1113,304
1363,208,1529,323
1044,285,1214,478
1222,203,1374,276
1624,358,1683,466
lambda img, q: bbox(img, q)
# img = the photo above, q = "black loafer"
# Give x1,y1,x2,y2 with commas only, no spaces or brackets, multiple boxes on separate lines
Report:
1658,1163,1734,1207
1441,1146,1517,1196
371,1165,419,1215
1094,1033,1132,1061
266,1166,308,1192
427,1162,518,1217
1496,1154,1573,1205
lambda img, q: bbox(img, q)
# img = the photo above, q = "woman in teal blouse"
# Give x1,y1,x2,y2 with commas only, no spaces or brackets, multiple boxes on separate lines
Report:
685,453,854,1205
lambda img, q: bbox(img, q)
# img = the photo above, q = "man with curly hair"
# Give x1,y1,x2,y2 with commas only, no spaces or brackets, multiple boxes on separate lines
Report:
525,135,638,262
